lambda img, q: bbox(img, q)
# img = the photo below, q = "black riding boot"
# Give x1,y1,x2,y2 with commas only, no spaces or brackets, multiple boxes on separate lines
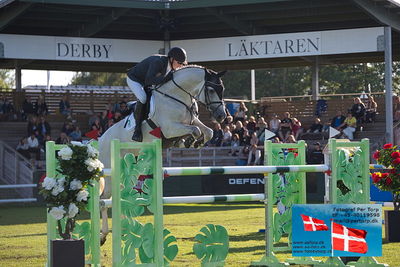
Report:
132,102,146,142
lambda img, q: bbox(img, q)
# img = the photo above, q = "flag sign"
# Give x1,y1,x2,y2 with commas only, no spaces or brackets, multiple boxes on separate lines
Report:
300,214,328,231
292,204,381,257
332,222,368,254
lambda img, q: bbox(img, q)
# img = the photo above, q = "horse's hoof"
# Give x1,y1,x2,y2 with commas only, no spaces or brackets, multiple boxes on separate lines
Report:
184,136,195,148
100,235,107,246
193,140,202,148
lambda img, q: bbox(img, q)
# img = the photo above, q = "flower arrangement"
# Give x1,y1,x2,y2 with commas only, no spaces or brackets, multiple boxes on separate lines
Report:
372,143,400,211
40,141,103,239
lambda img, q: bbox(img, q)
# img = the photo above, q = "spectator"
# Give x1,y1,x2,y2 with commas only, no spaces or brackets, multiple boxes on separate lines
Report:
247,144,261,166
35,95,49,116
113,111,123,123
22,96,35,120
307,118,323,133
230,133,241,156
113,96,128,113
234,101,248,122
56,132,70,144
69,126,82,141
27,115,39,136
241,128,251,146
221,125,232,147
100,111,109,130
207,123,223,147
269,114,280,135
59,95,72,117
105,119,115,132
246,116,257,135
232,120,245,141
256,117,268,143
272,136,282,143
62,121,74,136
88,112,100,128
365,95,377,123
16,138,30,159
291,117,303,140
221,115,234,129
85,124,102,140
330,111,346,131
394,96,400,122
0,96,15,120
285,134,297,143
307,142,324,164
341,112,357,140
119,102,130,117
37,116,51,137
278,112,292,141
350,97,365,123
27,133,40,160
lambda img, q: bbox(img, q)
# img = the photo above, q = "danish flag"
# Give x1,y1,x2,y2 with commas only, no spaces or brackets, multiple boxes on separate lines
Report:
300,214,329,231
332,222,368,254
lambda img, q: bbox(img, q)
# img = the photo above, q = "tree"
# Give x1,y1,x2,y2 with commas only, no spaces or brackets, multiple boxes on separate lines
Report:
0,69,15,89
71,72,125,86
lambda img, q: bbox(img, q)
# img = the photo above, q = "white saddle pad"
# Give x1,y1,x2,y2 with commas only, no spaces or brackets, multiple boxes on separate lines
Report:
123,96,156,132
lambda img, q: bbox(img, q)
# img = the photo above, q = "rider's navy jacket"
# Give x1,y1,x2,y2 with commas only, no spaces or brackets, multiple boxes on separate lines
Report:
127,55,170,88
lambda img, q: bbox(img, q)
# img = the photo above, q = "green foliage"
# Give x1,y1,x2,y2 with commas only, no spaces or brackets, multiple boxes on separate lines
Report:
0,69,14,89
71,72,125,86
193,224,229,265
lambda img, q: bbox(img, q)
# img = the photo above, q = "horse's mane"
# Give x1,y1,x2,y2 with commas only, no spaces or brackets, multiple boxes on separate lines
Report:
175,64,205,71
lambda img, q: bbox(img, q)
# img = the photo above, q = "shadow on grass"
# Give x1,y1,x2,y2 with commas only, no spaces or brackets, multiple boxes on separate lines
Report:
229,232,265,242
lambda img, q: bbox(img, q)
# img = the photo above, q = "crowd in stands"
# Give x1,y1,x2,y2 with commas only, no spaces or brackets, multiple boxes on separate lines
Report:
0,92,392,168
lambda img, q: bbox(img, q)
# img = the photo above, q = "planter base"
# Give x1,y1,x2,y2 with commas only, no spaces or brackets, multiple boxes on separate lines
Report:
385,210,400,242
50,239,84,267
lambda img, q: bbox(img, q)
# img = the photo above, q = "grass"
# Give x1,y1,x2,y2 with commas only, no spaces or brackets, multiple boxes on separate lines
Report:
0,204,399,267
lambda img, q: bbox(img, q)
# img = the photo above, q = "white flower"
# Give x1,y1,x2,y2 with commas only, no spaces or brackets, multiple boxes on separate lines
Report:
42,177,57,190
85,158,104,172
70,141,84,147
51,178,65,196
76,190,89,202
67,203,79,218
87,144,99,157
58,146,73,160
49,206,66,220
70,179,82,190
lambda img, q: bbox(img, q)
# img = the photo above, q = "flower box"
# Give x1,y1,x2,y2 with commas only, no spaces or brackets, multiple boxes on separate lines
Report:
50,239,84,267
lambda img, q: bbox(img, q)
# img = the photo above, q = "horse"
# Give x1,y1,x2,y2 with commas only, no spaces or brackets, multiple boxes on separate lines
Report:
98,65,227,244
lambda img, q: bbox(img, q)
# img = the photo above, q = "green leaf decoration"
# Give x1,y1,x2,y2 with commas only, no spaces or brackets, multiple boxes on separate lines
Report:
141,223,155,259
121,218,143,265
73,221,91,254
140,179,155,214
163,229,178,265
193,224,229,264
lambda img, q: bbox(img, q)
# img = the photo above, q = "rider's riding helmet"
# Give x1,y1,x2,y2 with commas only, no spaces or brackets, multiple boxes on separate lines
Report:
168,47,187,65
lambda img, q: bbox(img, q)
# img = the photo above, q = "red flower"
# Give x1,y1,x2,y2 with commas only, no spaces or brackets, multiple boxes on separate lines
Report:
373,151,380,160
386,177,393,185
391,152,400,159
383,143,393,149
392,158,400,165
390,169,397,174
372,173,382,183
381,173,389,178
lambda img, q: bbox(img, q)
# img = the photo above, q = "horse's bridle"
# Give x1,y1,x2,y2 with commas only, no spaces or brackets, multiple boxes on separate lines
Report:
152,69,225,121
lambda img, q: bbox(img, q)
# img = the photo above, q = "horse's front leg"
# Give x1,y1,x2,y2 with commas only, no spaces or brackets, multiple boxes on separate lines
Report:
192,118,213,147
162,123,202,147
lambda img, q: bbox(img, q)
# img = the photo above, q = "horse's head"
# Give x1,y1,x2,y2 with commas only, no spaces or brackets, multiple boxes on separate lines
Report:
202,69,227,123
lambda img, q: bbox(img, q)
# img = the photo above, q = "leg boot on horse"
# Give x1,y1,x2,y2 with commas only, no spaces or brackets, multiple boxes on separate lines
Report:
132,101,146,142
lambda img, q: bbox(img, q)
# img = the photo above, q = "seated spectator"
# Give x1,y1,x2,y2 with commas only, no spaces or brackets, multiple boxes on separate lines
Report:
269,114,280,135
27,115,39,136
246,116,257,135
113,96,128,113
234,101,248,122
341,112,357,140
69,126,82,141
27,133,40,160
365,95,377,123
307,118,323,133
256,117,268,143
16,138,30,159
272,136,282,143
85,124,102,140
113,111,123,123
88,112,101,128
100,111,109,130
241,128,251,146
307,142,324,164
207,123,223,147
221,125,232,147
350,97,365,123
35,95,49,116
331,111,346,130
247,144,261,166
394,96,400,122
105,119,115,131
59,95,72,117
56,132,70,144
232,120,245,141
38,116,51,137
0,97,15,120
278,112,292,141
285,134,297,143
291,117,303,140
119,102,130,117
221,115,234,129
62,121,74,136
230,133,241,156
22,96,35,120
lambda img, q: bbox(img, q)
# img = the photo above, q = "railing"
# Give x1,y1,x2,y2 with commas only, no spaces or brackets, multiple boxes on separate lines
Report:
260,91,385,102
0,140,35,203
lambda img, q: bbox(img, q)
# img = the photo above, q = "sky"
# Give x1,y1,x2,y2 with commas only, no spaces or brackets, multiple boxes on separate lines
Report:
21,70,76,87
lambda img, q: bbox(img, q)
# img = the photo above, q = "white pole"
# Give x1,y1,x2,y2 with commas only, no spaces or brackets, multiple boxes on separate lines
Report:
47,70,50,92
251,69,255,101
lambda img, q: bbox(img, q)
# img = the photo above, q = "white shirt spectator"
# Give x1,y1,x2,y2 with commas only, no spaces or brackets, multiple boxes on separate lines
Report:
27,136,39,148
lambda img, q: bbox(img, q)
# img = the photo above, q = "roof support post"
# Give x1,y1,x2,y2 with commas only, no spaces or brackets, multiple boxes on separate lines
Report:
14,61,21,92
311,56,319,101
384,26,393,144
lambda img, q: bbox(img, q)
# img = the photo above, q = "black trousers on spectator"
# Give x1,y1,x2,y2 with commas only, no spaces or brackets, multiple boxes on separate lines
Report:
28,147,40,160
17,149,31,159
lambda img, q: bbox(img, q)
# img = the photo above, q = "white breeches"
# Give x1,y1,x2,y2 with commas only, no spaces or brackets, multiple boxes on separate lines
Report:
127,77,147,104
343,126,355,140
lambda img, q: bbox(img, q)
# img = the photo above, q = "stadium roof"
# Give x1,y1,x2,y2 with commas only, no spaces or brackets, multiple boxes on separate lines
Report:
0,0,399,71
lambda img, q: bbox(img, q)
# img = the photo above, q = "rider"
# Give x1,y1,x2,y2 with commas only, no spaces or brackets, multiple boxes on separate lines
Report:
127,47,188,142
